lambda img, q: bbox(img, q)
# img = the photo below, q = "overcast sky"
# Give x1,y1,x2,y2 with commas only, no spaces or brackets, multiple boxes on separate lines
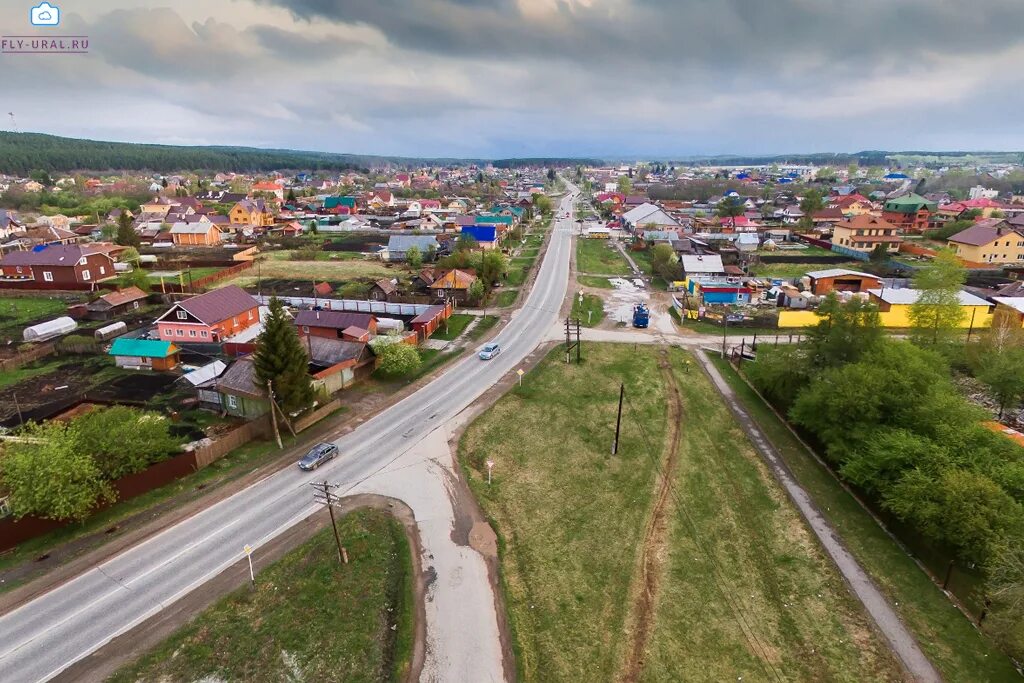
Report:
3,0,1024,158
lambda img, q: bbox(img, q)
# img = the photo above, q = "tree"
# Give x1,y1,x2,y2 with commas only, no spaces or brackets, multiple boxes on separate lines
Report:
986,542,1024,662
253,297,314,413
0,421,111,521
468,278,485,304
480,250,508,285
425,244,438,262
798,189,825,228
308,220,318,235
406,245,423,270
371,338,422,376
161,177,168,188
533,194,552,217
74,406,178,479
29,169,52,187
617,175,632,195
909,248,967,348
547,168,556,181
804,293,883,369
115,211,139,247
970,312,1024,419
117,266,151,292
456,233,478,252
744,345,812,410
119,246,140,263
650,244,679,282
715,195,744,229
287,188,297,202
868,243,889,269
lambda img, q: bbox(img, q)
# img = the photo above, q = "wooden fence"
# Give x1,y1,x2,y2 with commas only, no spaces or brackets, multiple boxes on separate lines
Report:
293,399,342,433
192,416,271,469
0,342,55,372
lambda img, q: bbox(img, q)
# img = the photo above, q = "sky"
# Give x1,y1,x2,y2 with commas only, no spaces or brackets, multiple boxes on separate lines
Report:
3,0,1024,159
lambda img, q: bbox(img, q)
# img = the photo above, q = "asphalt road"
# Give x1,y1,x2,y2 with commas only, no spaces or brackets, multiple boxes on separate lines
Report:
0,186,578,683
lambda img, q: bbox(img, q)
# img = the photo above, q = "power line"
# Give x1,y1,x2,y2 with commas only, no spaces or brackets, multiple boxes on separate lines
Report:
620,367,789,683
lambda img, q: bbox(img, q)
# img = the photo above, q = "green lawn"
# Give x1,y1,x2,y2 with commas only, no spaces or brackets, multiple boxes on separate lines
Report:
109,510,413,683
708,354,1021,682
0,357,64,391
577,275,613,289
570,293,604,327
0,296,70,337
506,265,529,287
467,315,499,340
576,239,631,275
677,319,788,337
431,313,474,341
493,289,518,307
459,344,901,682
748,261,862,279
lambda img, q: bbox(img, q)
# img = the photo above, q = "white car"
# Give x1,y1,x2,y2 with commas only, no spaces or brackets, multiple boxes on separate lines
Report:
478,343,501,360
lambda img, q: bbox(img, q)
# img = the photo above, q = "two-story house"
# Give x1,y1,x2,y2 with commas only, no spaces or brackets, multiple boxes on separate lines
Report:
155,285,260,343
947,219,1024,264
0,244,116,285
229,199,274,227
830,215,902,254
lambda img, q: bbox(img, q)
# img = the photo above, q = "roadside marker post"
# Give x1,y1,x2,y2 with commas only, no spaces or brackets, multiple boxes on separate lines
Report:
516,368,524,386
486,460,495,485
244,544,255,586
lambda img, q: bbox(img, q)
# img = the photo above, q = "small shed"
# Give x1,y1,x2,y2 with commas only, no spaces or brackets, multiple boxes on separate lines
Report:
86,287,149,320
23,317,77,342
108,338,180,371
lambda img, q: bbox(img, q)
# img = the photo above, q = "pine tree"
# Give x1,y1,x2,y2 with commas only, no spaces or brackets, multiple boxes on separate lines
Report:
253,297,314,414
115,211,139,247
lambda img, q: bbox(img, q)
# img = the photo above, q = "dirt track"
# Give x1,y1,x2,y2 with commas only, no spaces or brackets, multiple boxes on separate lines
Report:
618,348,683,683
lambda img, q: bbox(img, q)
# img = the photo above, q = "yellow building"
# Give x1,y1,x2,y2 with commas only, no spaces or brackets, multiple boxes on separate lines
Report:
946,219,1024,264
229,198,274,226
778,289,994,329
830,214,901,254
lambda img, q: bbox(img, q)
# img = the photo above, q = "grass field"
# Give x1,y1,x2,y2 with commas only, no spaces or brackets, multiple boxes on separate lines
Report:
577,275,613,289
0,296,70,336
570,293,604,327
748,261,862,279
459,344,900,682
225,259,403,287
432,313,474,341
467,315,499,340
109,510,413,683
576,239,631,275
709,354,1022,682
493,289,518,307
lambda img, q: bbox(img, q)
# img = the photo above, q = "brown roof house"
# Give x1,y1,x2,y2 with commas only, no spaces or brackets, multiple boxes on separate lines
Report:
86,286,149,320
0,244,116,286
155,285,259,343
368,278,398,302
295,309,378,339
429,269,477,302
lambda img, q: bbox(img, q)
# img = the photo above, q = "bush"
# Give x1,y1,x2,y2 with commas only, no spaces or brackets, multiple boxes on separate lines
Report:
371,339,421,376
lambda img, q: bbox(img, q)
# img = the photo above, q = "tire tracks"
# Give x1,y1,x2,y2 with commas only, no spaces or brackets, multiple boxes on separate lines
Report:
618,348,683,683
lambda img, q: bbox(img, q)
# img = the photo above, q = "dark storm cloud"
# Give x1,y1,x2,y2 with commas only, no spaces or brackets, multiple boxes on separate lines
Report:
252,0,1024,72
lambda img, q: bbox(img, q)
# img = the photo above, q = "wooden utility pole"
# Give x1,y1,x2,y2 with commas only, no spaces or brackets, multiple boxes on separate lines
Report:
612,383,624,455
266,379,283,448
311,480,347,565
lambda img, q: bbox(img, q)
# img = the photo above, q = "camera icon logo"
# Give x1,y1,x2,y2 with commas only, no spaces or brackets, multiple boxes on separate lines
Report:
30,2,60,26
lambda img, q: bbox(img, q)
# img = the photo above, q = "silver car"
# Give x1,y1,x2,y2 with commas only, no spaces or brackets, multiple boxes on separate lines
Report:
478,342,501,360
298,442,339,470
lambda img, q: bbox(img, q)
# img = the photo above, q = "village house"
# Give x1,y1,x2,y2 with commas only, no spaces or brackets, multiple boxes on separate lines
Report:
830,214,902,254
155,285,260,343
429,269,477,302
881,193,936,232
0,244,116,285
251,181,285,200
867,288,992,328
946,219,1024,264
368,278,398,302
86,286,149,320
170,222,222,246
804,268,882,295
460,225,500,250
380,235,439,262
294,309,378,340
229,198,274,227
108,338,180,371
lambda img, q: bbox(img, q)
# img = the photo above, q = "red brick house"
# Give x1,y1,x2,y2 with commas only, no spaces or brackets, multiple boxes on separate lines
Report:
0,244,116,285
155,285,260,343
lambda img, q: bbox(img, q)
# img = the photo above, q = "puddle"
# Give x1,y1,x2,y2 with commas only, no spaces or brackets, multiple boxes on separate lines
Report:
606,278,650,324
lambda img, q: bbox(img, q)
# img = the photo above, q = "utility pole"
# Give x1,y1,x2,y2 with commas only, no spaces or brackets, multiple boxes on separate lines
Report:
721,318,728,357
266,379,283,449
612,383,624,455
565,316,581,364
310,480,347,565
12,392,23,426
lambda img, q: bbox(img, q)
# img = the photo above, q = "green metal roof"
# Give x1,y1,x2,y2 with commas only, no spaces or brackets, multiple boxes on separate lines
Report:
883,193,937,213
108,338,177,358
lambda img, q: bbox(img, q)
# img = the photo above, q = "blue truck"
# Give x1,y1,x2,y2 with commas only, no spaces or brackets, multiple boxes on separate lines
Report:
632,303,650,328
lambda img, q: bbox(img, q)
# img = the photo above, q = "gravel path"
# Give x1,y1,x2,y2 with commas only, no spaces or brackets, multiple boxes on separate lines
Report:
694,349,942,683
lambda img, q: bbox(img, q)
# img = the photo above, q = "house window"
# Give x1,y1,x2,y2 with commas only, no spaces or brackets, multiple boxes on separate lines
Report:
132,301,140,309
43,271,53,282
189,329,197,337
99,266,105,275
82,270,91,281
248,310,254,320
201,330,208,338
177,329,184,336
226,395,238,409
15,266,22,273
